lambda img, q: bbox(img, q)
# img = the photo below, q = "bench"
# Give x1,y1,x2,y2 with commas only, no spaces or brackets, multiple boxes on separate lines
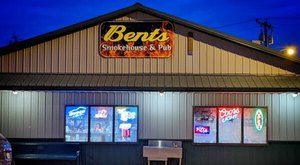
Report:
12,142,80,165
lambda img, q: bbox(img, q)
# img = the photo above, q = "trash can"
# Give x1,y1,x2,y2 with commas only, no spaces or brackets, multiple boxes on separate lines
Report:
0,133,12,165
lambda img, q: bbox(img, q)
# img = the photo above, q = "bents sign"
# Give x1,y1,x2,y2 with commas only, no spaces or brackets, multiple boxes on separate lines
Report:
99,21,174,57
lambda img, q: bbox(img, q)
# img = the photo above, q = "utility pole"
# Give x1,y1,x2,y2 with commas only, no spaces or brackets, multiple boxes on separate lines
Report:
256,18,273,47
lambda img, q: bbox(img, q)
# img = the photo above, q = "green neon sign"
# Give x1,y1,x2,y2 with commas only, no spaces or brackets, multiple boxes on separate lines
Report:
254,109,264,131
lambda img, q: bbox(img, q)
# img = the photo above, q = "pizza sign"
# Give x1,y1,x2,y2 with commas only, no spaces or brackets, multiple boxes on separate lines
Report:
195,126,210,134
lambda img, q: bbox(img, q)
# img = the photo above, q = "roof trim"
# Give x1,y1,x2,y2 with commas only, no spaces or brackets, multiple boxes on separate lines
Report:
1,3,300,64
1,73,299,92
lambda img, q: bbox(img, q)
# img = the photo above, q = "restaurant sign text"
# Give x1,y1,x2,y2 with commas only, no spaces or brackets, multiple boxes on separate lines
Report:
99,21,174,57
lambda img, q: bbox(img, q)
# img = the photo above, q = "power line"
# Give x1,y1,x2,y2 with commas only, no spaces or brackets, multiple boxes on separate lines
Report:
269,16,300,20
212,19,254,29
227,26,258,33
212,17,300,29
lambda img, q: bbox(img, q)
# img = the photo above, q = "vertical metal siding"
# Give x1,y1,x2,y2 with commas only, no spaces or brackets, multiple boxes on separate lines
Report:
51,38,59,73
44,41,52,73
66,34,73,73
58,37,66,73
0,91,300,141
30,92,38,138
0,12,294,75
8,92,16,137
214,47,221,73
37,43,45,73
296,95,300,140
37,92,46,138
17,50,23,72
1,92,9,135
15,92,24,137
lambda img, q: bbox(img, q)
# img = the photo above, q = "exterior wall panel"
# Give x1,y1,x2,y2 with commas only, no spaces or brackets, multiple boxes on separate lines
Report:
58,37,66,73
296,95,300,140
16,50,24,72
37,92,46,138
1,90,299,141
66,34,73,73
45,41,52,73
37,43,45,73
0,12,294,75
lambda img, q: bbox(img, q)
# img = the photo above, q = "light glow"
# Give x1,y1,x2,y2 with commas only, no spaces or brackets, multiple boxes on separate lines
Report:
254,109,264,131
159,92,164,96
287,48,295,55
292,93,298,97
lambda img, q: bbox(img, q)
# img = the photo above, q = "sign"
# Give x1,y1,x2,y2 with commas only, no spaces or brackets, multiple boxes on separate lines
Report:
243,107,267,144
65,106,89,142
195,126,210,134
219,107,240,123
193,107,217,144
90,106,113,142
218,107,242,143
254,109,264,131
99,21,174,57
193,106,267,145
114,106,138,142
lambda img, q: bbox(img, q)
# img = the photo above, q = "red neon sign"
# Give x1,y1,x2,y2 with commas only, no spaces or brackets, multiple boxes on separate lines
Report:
195,126,210,134
219,107,240,123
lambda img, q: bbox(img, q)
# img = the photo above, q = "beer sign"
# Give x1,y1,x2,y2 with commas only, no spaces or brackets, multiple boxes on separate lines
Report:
99,21,174,57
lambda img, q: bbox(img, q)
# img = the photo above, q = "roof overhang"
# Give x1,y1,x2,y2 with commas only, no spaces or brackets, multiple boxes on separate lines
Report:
1,73,300,92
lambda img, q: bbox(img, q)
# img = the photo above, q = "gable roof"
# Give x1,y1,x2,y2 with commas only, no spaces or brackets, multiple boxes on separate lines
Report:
1,3,300,69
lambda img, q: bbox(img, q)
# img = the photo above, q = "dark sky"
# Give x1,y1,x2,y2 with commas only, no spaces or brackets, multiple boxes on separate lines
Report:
1,0,300,56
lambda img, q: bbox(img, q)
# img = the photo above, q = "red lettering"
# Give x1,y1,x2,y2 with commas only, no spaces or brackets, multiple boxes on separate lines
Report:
219,108,240,118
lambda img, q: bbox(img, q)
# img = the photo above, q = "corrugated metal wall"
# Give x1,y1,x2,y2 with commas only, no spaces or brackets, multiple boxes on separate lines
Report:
1,90,299,141
0,12,293,75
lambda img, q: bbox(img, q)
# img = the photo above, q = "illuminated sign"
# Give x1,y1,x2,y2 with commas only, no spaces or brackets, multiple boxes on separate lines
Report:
65,106,89,142
254,109,264,131
219,107,240,123
114,106,138,143
244,107,267,144
90,106,113,142
68,106,87,118
100,21,174,57
194,106,267,145
218,107,242,143
65,105,139,143
193,107,217,144
94,108,109,118
195,126,210,134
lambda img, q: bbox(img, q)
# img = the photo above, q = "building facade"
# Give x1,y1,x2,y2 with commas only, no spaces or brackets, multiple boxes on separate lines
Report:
1,3,300,165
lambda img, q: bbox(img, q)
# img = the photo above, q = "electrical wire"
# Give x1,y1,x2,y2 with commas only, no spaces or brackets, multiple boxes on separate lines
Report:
269,16,300,20
213,17,300,29
212,19,254,29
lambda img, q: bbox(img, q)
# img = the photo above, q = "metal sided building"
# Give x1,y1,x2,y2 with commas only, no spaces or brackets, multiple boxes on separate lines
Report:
1,3,300,165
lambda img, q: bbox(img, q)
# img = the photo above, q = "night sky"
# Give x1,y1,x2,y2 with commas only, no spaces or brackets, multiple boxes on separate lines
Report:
1,0,300,57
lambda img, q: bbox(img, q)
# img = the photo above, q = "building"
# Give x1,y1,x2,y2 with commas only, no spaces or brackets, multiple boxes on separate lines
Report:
0,3,300,165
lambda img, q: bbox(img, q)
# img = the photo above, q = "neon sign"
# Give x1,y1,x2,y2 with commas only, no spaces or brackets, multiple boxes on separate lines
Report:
254,109,264,131
117,108,136,122
68,107,87,118
195,126,210,134
94,109,108,118
219,108,240,123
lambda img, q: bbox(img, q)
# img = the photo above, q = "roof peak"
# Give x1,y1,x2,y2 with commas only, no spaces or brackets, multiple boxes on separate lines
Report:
0,2,299,67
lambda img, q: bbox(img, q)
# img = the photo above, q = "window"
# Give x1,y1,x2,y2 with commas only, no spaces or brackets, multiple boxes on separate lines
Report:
193,106,268,145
